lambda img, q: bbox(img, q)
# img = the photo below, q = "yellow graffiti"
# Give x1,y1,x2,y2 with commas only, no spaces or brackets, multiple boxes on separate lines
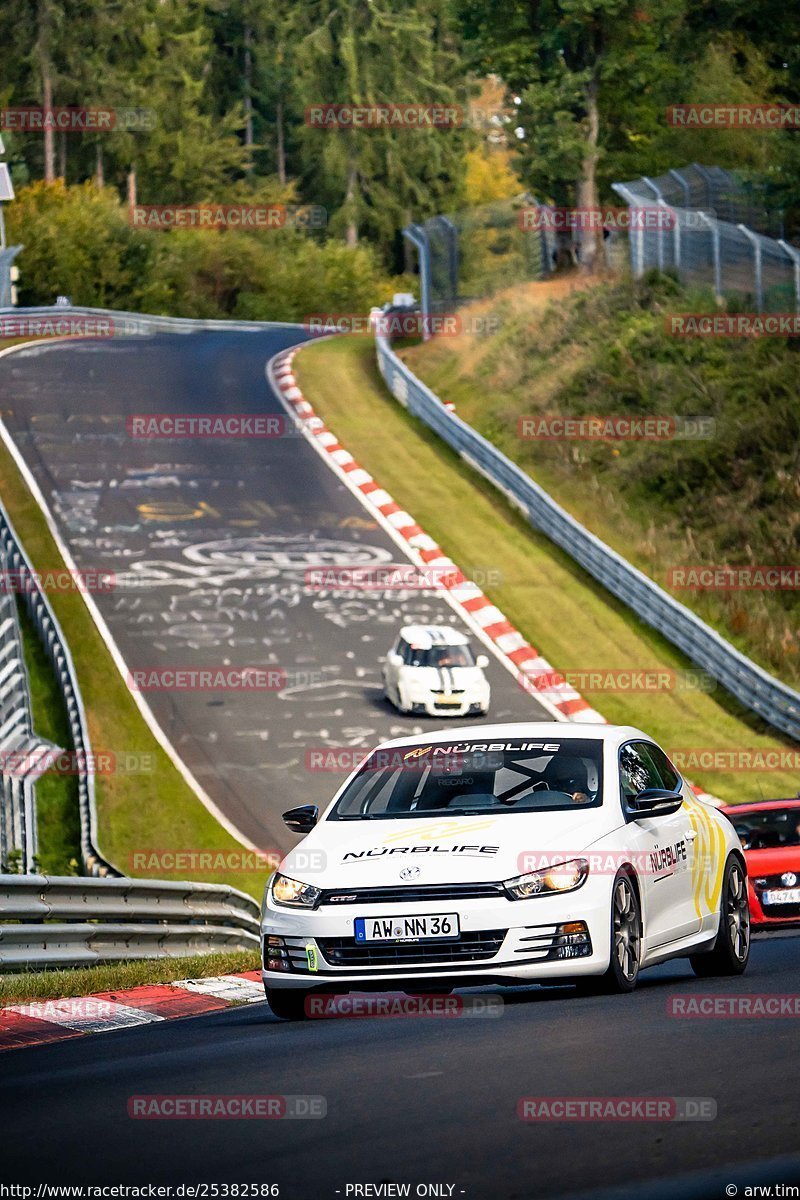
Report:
137,500,221,522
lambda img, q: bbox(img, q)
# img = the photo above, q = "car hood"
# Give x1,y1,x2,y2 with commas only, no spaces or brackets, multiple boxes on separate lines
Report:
281,808,620,888
400,665,484,685
744,847,800,876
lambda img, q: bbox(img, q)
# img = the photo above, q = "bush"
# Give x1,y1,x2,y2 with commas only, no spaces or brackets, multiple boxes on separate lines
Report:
6,182,399,318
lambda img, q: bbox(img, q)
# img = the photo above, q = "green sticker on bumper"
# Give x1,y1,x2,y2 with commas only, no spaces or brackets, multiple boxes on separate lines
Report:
306,944,318,972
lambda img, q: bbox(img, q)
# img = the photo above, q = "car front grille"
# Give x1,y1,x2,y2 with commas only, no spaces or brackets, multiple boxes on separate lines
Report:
316,929,506,968
319,882,507,906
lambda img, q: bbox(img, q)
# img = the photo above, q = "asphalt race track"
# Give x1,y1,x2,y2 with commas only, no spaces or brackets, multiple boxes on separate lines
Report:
1,935,800,1195
0,329,549,852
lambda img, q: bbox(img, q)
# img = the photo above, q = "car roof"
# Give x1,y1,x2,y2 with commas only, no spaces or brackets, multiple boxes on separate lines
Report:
721,797,800,814
374,721,651,750
399,624,470,649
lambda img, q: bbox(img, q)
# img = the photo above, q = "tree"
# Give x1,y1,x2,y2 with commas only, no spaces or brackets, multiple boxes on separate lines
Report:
293,0,468,262
457,0,690,270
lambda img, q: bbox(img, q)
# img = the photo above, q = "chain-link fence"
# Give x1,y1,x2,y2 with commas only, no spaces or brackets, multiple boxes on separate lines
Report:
404,197,552,320
611,163,799,311
405,165,798,323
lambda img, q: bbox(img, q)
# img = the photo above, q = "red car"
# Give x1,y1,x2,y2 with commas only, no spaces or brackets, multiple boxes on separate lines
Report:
721,797,800,927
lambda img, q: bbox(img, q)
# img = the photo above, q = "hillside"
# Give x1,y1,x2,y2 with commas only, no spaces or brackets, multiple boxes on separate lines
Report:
402,272,800,689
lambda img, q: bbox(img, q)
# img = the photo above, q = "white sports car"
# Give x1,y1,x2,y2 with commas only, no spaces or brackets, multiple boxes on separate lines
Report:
262,723,749,1019
382,624,490,717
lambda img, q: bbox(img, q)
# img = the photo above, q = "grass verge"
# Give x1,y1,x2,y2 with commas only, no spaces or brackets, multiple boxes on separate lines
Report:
0,373,264,899
293,335,799,804
0,949,261,1004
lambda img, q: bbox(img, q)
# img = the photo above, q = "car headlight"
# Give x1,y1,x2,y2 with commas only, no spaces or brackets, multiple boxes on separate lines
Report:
503,858,589,900
269,872,322,909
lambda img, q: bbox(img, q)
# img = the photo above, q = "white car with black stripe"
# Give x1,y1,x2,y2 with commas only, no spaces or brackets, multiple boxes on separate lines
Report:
262,723,750,1019
382,625,490,717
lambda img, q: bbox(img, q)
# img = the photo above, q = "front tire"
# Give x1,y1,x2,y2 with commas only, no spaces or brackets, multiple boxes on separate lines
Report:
579,872,642,995
265,987,310,1021
690,856,750,977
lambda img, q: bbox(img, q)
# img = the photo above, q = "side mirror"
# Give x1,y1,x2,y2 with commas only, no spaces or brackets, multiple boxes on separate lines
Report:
282,805,318,834
387,652,403,668
475,654,489,670
632,788,684,817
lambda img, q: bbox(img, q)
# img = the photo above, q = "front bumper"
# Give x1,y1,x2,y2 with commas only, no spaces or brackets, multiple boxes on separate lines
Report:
749,881,800,927
407,695,488,718
261,884,612,990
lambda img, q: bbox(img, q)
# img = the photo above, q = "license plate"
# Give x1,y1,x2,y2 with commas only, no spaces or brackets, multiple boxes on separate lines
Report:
354,913,460,942
762,887,800,905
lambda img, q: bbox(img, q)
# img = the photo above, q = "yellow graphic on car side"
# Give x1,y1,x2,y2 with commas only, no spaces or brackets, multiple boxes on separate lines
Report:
684,797,726,919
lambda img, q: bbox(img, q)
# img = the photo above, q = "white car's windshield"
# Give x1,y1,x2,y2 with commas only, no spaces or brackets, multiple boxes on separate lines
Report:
405,645,476,668
330,738,603,819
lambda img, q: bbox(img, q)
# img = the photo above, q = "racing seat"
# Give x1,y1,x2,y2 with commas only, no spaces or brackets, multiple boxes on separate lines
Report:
416,770,497,810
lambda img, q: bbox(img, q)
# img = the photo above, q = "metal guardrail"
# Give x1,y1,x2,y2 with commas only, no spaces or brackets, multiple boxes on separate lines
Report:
375,333,800,743
0,304,302,335
0,505,62,874
0,874,261,967
0,499,116,877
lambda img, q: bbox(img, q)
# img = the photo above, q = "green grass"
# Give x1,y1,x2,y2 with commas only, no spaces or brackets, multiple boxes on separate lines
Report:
402,272,800,689
294,335,799,804
0,950,261,1002
15,599,81,875
0,418,264,899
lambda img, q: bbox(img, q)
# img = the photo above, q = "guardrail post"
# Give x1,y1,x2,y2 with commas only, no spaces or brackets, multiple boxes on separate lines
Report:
402,223,433,340
738,225,764,311
642,176,665,271
697,212,722,299
668,168,692,208
778,239,800,313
